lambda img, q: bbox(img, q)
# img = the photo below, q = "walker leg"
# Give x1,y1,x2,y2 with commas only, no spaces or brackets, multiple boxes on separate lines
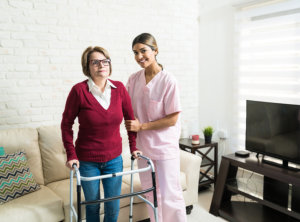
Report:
151,171,159,222
77,185,81,222
129,158,134,222
70,170,73,222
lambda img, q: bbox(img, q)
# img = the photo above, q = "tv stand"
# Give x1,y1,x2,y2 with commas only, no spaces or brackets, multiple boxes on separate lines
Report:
210,153,300,221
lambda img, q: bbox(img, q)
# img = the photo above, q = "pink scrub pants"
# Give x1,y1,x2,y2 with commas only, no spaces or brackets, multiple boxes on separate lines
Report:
138,157,187,222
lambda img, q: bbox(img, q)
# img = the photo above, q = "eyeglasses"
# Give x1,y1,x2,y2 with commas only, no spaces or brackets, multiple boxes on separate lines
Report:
90,59,111,67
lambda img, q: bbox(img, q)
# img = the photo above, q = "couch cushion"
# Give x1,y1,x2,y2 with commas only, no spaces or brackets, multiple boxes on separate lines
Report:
122,168,187,191
47,178,135,221
0,185,64,222
0,128,44,185
0,151,40,204
117,203,148,222
122,168,143,192
121,142,132,169
47,179,86,222
120,124,137,168
38,123,134,178
0,146,5,156
122,167,187,200
37,125,70,185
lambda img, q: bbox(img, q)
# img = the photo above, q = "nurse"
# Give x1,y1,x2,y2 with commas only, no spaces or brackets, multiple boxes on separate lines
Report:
125,33,186,222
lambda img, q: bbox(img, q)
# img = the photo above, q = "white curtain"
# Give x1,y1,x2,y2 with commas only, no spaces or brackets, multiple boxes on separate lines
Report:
233,0,300,149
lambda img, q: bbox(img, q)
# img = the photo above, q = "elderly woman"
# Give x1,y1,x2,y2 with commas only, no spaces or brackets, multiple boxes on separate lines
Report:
61,46,141,222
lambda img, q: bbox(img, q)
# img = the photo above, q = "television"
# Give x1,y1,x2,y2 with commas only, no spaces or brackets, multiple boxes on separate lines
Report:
245,100,300,168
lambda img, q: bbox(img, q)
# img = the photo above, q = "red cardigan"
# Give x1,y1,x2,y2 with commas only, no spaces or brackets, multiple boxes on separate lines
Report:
61,79,137,162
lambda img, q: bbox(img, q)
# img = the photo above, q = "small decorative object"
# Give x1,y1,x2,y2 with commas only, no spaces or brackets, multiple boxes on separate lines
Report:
191,135,200,145
203,126,214,144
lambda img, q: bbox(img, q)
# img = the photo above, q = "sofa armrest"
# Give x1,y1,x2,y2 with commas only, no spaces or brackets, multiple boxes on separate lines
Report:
180,149,202,206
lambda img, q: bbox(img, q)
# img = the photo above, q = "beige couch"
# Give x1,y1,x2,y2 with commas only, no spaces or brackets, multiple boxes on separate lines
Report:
0,125,201,222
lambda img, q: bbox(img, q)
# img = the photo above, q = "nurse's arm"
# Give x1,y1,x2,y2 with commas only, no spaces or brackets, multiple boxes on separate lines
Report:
125,112,180,132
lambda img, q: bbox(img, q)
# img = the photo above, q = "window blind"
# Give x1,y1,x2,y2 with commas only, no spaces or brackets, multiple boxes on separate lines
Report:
233,0,300,149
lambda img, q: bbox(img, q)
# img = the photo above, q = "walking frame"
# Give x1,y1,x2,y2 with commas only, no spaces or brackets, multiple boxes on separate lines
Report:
69,154,159,222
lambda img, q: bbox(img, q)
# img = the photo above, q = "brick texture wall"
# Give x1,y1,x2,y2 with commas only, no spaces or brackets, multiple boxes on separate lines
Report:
0,0,199,131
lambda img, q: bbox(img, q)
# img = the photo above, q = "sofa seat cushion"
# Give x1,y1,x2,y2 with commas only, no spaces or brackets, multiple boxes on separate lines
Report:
0,128,44,185
117,203,149,222
0,151,40,204
120,124,139,169
0,185,64,222
122,168,144,204
122,167,187,203
47,178,136,221
47,179,86,222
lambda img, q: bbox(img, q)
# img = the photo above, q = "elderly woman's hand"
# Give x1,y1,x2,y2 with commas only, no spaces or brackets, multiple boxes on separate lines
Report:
66,159,79,169
131,150,142,159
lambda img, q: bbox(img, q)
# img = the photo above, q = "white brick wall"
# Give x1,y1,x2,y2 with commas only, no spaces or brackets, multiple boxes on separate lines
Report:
0,0,200,131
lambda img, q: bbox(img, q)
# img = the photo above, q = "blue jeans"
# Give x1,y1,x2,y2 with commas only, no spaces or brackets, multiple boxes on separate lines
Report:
79,155,123,222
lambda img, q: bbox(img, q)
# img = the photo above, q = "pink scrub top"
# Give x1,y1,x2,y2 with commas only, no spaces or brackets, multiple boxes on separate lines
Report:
126,69,182,160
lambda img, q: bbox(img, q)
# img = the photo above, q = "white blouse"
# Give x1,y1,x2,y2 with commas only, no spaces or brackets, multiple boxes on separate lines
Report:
87,78,117,110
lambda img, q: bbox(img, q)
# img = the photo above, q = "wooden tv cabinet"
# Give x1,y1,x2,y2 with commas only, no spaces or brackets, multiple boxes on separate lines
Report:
209,153,300,222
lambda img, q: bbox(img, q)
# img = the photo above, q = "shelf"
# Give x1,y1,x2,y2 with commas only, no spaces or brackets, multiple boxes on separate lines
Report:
210,153,300,221
219,202,300,222
201,158,213,167
200,169,214,179
227,178,263,200
198,180,213,188
226,178,300,219
179,138,218,189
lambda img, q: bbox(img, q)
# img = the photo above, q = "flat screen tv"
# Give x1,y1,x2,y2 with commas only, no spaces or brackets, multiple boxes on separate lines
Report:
246,100,300,168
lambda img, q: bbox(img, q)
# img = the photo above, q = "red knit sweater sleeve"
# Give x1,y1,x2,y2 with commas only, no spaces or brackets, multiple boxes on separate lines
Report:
61,85,80,161
119,82,138,153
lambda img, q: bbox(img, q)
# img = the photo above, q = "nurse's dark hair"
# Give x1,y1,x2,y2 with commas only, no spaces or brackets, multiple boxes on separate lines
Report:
132,33,163,70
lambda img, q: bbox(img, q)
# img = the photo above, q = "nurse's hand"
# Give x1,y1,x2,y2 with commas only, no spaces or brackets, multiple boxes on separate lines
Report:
125,118,142,132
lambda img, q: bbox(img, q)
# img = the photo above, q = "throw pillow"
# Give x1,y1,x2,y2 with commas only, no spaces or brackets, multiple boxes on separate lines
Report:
0,151,40,204
0,147,4,156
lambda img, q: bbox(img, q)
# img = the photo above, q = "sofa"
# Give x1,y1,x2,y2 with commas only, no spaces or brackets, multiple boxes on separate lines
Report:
0,125,201,222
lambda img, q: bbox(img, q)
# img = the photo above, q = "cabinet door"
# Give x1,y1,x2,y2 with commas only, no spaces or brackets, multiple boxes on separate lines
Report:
263,176,289,207
292,185,300,213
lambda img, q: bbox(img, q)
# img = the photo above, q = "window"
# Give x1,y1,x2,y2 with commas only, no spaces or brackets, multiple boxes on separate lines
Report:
233,0,300,149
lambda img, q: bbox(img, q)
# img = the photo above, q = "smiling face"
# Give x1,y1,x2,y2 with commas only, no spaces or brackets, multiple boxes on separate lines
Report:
89,52,110,80
132,43,158,68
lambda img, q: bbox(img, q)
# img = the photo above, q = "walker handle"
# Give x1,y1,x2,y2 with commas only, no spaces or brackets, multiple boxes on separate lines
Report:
131,152,142,160
72,163,78,170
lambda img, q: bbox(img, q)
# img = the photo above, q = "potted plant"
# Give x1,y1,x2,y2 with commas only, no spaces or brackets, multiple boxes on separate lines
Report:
202,126,214,144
